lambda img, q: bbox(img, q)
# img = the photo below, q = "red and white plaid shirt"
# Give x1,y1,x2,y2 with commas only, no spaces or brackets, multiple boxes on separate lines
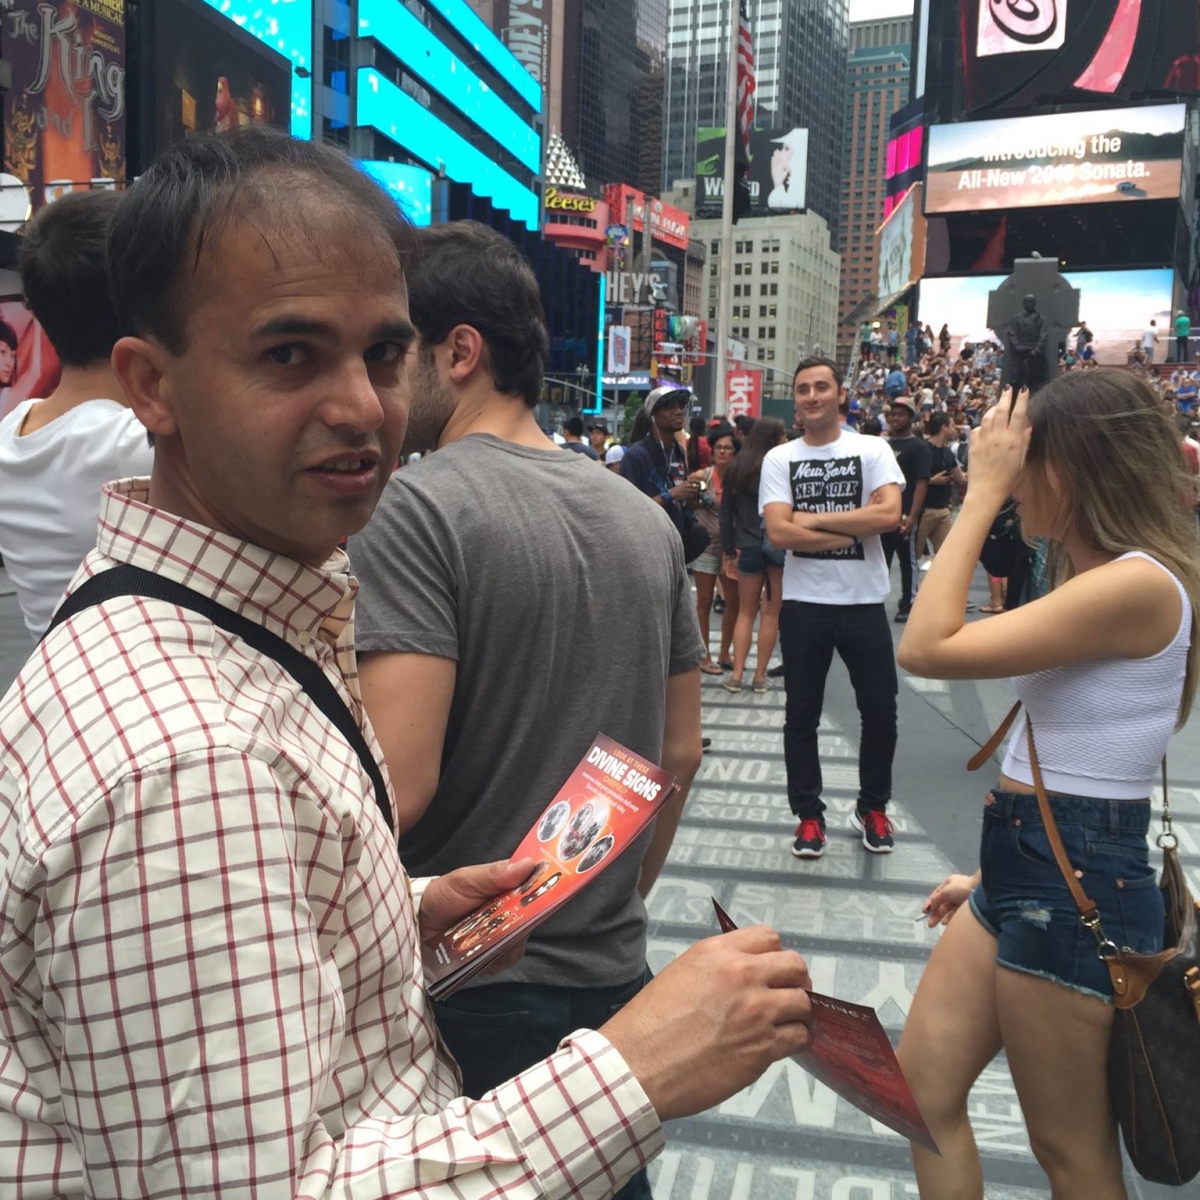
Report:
0,480,662,1199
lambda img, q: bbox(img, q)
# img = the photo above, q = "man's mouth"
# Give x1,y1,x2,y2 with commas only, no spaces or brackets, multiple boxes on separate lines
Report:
311,458,376,474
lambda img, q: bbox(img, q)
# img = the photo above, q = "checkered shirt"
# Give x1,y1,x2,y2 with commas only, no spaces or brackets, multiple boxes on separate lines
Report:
0,480,662,1199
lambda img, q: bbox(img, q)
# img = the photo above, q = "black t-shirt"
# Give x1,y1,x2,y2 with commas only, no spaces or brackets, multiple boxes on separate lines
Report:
889,436,932,515
564,440,600,461
925,443,956,509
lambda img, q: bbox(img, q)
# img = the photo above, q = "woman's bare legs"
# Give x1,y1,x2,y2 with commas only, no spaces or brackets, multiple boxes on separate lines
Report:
694,571,718,668
718,571,740,665
752,565,784,686
730,571,764,685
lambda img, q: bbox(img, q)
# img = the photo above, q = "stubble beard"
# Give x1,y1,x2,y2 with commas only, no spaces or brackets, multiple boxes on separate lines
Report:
401,357,456,457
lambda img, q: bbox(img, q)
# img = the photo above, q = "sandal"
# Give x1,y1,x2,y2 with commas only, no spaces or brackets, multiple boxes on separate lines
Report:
700,661,724,676
978,603,1005,614
717,659,735,670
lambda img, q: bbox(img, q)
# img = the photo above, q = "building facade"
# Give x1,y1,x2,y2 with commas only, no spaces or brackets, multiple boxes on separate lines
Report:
837,16,911,366
663,0,850,241
471,0,668,197
692,211,840,393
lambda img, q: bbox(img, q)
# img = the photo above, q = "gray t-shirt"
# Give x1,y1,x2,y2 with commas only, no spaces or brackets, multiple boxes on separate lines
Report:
349,434,705,989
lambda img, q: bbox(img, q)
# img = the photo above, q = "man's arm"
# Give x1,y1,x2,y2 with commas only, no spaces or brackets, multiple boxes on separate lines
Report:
360,651,456,833
763,503,855,553
798,483,902,537
639,669,703,898
902,479,928,536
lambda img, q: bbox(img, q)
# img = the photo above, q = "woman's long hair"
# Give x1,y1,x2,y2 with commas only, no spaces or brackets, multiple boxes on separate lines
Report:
1026,368,1200,724
628,408,652,446
686,415,706,473
723,417,785,497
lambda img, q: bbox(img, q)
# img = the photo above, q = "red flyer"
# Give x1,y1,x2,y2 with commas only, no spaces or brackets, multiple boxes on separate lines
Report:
422,737,677,999
711,899,939,1154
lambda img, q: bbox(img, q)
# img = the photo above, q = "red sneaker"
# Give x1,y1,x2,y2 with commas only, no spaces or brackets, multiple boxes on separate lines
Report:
851,809,895,854
791,818,827,859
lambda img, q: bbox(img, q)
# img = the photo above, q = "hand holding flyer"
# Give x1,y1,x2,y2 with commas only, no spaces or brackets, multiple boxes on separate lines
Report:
422,736,677,999
711,899,939,1155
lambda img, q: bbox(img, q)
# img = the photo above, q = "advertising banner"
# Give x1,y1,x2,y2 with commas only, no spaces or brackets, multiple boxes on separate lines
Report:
877,184,927,299
918,267,1174,366
3,0,126,209
603,184,690,250
963,0,1200,114
152,0,290,153
494,0,552,89
696,126,808,218
925,103,1186,214
607,325,632,375
726,369,762,421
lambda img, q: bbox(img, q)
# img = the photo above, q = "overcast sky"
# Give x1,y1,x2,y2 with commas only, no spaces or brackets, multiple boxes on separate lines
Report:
849,0,914,20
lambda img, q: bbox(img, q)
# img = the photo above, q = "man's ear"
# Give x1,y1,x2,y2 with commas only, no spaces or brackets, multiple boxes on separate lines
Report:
112,336,179,438
445,324,486,385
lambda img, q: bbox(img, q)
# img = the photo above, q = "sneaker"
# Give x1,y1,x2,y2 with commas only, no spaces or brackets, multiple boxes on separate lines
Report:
894,610,910,624
792,818,827,858
851,809,895,854
768,662,786,678
722,676,744,694
752,677,769,694
920,558,932,572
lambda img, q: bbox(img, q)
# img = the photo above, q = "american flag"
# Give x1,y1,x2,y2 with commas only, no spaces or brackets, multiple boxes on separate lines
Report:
736,1,756,157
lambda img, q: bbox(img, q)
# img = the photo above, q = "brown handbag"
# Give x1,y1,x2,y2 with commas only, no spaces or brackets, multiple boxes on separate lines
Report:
969,704,1200,1186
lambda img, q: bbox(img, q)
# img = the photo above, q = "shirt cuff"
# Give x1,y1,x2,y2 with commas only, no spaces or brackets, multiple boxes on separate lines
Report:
410,874,438,916
491,1029,664,1200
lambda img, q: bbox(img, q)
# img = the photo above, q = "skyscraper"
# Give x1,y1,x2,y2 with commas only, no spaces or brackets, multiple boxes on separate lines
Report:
837,16,912,364
663,0,850,240
474,0,668,197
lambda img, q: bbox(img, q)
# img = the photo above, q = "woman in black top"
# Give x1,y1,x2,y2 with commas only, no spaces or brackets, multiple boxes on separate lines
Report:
720,418,787,693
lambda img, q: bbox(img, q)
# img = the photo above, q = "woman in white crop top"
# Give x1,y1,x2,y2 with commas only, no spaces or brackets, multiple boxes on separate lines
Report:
893,373,1200,1200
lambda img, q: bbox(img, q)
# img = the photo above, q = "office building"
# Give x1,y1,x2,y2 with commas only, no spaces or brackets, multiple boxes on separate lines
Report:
663,0,850,239
837,16,911,365
692,211,840,393
471,0,668,197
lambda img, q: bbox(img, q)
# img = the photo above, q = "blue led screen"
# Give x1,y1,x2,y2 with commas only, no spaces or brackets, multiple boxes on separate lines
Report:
357,68,539,230
423,0,541,112
199,0,314,139
359,0,540,173
360,161,434,226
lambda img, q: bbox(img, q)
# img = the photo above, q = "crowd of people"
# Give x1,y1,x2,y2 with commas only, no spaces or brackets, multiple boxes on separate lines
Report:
0,125,1194,1200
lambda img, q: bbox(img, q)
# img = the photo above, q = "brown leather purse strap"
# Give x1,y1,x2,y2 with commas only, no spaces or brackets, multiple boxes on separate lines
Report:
967,701,1023,772
1023,717,1101,924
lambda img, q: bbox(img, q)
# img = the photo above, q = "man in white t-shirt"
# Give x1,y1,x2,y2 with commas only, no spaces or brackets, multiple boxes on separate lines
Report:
1143,321,1158,364
0,190,153,638
760,356,905,859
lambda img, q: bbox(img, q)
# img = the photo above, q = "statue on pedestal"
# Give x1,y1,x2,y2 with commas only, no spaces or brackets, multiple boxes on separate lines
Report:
1006,295,1049,393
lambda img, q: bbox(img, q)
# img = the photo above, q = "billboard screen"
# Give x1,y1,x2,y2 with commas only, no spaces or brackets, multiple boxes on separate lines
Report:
152,0,290,152
877,185,927,299
926,104,1186,214
3,0,126,210
918,267,1173,366
696,127,808,218
962,0,1200,114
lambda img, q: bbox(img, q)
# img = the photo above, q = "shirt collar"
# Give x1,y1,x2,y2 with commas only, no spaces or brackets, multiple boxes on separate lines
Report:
94,479,357,645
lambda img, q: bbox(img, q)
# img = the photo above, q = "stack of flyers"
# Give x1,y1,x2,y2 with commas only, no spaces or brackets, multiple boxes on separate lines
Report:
711,899,940,1155
423,735,677,1000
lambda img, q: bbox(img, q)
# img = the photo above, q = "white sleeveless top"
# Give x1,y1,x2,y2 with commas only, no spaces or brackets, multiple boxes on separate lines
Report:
1001,552,1191,799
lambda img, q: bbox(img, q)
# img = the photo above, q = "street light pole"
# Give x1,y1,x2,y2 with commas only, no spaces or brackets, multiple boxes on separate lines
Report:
714,0,739,419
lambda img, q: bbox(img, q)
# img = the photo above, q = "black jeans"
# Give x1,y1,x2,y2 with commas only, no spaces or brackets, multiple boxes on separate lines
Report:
434,967,653,1200
778,601,898,819
881,525,919,610
1177,335,1191,363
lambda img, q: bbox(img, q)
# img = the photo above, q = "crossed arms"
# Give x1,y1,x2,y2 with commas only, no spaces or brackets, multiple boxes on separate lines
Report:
762,483,902,553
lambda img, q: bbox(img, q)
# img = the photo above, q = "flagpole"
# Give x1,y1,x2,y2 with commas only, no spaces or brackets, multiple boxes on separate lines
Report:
714,0,740,418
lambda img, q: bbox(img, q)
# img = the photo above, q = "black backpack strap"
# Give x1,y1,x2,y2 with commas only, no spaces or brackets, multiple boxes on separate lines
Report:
43,565,394,834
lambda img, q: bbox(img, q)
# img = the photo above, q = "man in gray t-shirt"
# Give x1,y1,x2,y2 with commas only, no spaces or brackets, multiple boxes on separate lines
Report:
349,225,703,1199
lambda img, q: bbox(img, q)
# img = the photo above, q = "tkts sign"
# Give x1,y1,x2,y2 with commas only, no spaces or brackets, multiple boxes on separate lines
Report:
726,369,762,421
3,0,126,208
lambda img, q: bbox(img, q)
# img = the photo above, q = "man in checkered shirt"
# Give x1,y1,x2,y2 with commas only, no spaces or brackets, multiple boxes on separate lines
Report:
0,130,814,1198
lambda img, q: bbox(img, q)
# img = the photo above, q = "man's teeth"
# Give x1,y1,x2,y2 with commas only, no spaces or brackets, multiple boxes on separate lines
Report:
319,459,370,473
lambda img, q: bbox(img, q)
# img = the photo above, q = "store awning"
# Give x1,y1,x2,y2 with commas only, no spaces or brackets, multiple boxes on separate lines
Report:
872,283,917,319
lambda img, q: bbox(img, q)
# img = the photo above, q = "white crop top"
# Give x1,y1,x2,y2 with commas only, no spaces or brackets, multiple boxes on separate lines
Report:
1001,552,1191,800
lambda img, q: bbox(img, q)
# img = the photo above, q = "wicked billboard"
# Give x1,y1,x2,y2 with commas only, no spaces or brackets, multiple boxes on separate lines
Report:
695,126,808,218
3,0,126,210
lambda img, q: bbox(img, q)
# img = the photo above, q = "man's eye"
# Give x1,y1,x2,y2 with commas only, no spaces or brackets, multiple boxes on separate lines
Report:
268,345,308,366
367,341,405,364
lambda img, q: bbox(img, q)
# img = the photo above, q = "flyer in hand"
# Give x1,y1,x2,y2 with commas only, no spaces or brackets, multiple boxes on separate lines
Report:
711,899,939,1154
423,737,677,1000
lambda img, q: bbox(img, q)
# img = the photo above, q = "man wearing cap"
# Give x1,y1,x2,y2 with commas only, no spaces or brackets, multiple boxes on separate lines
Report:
619,385,702,531
588,420,610,459
882,396,931,623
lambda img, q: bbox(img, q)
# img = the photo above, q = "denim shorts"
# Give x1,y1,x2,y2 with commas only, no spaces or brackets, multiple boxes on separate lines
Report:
968,789,1164,1002
738,537,786,575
